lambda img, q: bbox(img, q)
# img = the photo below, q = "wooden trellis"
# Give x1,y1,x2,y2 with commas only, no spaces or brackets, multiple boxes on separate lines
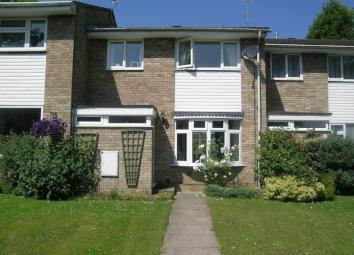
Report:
121,130,145,187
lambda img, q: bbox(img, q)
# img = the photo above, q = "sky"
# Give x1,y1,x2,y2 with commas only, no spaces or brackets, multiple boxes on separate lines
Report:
72,0,353,39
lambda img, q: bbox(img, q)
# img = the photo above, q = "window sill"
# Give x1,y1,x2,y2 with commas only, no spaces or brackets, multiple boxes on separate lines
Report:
171,162,244,167
0,48,46,52
328,78,354,83
107,67,144,71
272,77,303,81
175,67,240,72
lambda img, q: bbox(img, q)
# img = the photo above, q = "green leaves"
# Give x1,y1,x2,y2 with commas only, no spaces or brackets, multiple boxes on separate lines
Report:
307,0,354,39
0,134,99,200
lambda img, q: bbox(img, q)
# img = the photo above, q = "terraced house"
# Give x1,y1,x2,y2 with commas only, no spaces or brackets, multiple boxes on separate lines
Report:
0,1,353,192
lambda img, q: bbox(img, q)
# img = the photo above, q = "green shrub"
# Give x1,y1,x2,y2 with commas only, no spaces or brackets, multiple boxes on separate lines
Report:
335,170,354,195
263,176,325,202
319,174,336,200
0,134,99,200
205,184,259,199
308,135,354,194
257,130,318,184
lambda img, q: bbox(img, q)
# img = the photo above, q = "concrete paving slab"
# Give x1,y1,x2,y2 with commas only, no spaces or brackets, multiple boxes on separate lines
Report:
161,192,220,255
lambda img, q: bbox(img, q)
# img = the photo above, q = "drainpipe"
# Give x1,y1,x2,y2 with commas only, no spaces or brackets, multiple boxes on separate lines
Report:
256,30,262,188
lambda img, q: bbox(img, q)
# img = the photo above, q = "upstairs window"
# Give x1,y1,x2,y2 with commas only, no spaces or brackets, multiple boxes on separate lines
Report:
271,54,302,79
0,19,46,50
328,56,354,80
176,40,239,69
108,41,143,70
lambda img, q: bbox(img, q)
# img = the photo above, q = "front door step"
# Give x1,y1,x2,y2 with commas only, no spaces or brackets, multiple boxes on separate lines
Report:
178,184,205,193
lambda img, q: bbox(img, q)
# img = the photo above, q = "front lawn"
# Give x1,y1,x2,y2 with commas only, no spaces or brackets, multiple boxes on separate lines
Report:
208,196,354,255
0,194,172,255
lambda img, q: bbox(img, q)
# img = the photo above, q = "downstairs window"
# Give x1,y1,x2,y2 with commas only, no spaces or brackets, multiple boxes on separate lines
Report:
175,119,241,165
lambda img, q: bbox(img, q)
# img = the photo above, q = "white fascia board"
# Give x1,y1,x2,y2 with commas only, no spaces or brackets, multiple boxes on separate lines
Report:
0,3,76,17
87,31,266,40
265,44,354,55
76,107,155,117
268,114,331,121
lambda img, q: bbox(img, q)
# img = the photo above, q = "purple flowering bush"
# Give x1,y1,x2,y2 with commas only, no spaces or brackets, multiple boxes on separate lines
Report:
32,117,67,140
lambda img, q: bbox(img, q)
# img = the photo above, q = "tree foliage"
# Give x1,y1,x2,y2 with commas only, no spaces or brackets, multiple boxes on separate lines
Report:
307,0,354,40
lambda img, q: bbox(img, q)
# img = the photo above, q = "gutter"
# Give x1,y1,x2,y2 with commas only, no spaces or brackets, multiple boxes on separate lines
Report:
0,1,77,17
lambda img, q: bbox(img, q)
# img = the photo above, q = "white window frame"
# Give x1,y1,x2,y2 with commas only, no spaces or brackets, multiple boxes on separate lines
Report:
176,39,241,70
175,119,242,166
107,40,144,70
0,18,47,52
328,55,354,82
176,38,193,68
268,120,329,132
330,124,346,137
270,53,303,81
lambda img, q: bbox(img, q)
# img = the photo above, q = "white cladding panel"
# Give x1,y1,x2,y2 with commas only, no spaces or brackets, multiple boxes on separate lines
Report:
100,151,119,177
329,81,354,124
0,53,46,106
175,71,242,112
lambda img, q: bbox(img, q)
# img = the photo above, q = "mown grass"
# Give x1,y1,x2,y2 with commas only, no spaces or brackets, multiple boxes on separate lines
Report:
208,196,354,255
0,194,172,255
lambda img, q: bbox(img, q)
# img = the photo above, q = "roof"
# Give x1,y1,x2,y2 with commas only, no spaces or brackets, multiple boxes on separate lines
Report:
88,26,271,40
88,26,271,33
0,1,113,17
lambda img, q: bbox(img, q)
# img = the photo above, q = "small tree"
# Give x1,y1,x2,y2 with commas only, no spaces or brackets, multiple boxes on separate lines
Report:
307,0,354,40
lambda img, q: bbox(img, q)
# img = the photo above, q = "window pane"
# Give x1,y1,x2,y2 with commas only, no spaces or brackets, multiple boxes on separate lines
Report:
176,120,189,130
110,42,124,67
229,120,240,130
343,56,354,80
272,54,286,78
77,116,101,122
0,20,26,28
212,121,224,128
108,116,146,124
230,133,240,161
268,122,289,128
178,40,191,66
346,125,354,140
328,56,341,78
194,121,205,128
0,108,41,135
223,43,238,67
126,42,143,68
294,121,327,129
192,132,207,162
0,33,25,47
331,125,344,132
195,42,221,68
30,20,45,47
177,133,187,161
211,131,225,160
288,55,300,77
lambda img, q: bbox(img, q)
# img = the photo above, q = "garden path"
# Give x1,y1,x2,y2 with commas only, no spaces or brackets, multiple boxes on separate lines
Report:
161,192,220,255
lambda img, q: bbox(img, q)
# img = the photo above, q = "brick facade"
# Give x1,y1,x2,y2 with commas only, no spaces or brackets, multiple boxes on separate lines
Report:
87,38,178,187
238,39,267,185
43,4,115,129
77,127,154,192
266,53,329,113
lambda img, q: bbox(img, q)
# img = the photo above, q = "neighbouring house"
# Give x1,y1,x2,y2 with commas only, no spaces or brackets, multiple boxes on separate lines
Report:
0,1,353,193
